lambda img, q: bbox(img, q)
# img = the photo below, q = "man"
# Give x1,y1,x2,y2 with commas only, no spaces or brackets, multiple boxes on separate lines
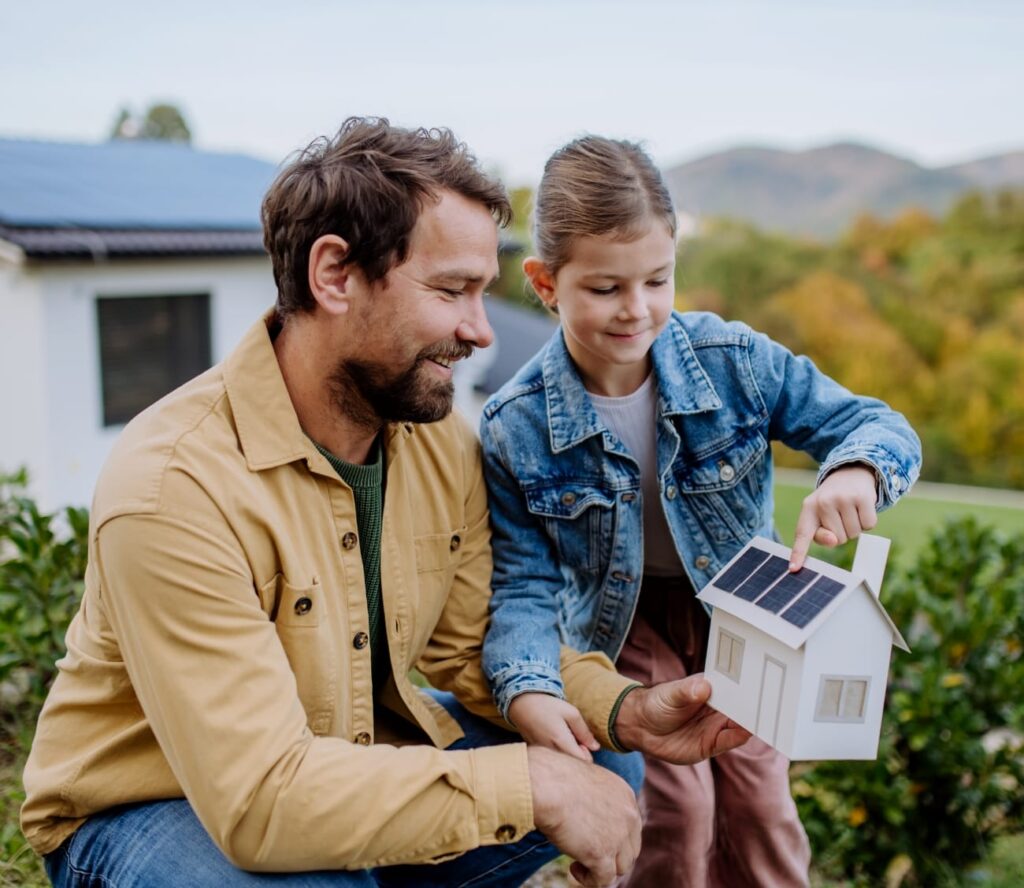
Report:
22,118,748,888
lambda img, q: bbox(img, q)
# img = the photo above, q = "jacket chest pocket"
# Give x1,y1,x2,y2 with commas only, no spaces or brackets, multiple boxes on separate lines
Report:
675,433,770,543
411,528,466,636
260,574,334,729
524,484,615,575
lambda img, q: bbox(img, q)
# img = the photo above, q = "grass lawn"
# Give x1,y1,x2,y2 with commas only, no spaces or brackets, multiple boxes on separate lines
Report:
773,470,1024,566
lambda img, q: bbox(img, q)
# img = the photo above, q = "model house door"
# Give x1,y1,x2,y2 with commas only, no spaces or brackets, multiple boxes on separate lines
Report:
756,656,786,746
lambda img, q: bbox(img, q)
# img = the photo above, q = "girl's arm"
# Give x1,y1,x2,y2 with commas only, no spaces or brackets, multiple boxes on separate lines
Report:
480,415,568,722
748,329,922,511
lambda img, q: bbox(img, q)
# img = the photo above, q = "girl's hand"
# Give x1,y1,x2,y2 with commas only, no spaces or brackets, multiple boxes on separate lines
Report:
507,692,600,762
789,464,878,571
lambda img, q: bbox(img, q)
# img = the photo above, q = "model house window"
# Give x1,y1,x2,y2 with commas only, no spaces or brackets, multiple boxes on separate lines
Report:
815,676,870,722
97,294,212,426
715,628,744,682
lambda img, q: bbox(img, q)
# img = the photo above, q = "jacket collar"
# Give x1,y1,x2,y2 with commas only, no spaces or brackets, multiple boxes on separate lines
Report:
541,314,722,454
223,309,412,473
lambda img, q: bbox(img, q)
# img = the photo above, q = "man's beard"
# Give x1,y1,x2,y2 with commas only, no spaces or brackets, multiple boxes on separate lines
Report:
329,340,473,428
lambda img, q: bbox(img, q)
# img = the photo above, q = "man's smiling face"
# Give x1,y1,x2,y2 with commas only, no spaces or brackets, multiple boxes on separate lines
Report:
330,189,499,425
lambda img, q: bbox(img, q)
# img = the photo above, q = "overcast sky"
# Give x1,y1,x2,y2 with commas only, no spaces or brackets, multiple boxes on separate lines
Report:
2,0,1021,185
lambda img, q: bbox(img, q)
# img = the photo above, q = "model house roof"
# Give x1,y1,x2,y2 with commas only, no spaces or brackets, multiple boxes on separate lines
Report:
697,536,909,652
0,137,278,260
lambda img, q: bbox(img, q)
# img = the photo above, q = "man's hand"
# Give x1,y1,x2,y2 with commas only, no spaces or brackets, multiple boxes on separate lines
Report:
612,675,751,764
527,746,642,887
789,464,878,571
508,693,599,762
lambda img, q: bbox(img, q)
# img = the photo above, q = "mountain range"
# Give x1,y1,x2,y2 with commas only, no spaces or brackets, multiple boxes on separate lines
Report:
662,142,1024,238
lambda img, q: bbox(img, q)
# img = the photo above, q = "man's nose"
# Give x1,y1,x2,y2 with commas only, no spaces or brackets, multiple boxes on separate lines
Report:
457,296,494,349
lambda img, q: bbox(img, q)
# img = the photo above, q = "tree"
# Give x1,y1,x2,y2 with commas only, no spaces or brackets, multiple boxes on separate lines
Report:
109,103,192,143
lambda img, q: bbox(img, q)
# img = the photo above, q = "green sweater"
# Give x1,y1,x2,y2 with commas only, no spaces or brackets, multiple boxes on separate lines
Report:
312,438,390,696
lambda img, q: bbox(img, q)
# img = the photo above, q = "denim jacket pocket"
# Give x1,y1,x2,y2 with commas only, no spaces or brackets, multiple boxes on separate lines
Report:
523,483,615,575
675,433,770,544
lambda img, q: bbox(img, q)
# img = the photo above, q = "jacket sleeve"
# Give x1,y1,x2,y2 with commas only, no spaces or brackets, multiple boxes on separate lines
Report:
477,411,568,721
415,419,508,724
747,328,923,509
93,494,533,873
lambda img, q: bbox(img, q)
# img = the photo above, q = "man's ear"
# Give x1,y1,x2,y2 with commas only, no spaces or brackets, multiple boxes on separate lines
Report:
522,257,557,310
309,234,355,315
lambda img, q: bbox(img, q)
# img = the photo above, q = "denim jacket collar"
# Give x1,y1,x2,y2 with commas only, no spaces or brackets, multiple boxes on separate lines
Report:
541,315,723,454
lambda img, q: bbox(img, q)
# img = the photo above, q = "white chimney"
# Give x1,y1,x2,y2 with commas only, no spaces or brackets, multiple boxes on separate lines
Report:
851,534,891,598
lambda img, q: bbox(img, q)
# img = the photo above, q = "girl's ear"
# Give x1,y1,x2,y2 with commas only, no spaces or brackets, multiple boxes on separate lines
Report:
523,256,558,310
308,234,355,316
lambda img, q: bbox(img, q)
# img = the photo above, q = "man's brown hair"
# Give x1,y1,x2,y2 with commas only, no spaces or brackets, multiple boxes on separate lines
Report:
262,117,512,316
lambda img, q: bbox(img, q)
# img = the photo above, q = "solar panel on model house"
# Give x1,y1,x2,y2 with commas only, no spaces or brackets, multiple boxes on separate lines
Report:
712,545,849,630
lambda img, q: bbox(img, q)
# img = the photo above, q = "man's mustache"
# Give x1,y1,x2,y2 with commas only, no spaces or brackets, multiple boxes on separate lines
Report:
419,341,474,363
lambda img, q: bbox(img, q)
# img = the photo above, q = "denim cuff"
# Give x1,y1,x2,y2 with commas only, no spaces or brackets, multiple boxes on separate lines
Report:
817,445,918,512
491,662,565,723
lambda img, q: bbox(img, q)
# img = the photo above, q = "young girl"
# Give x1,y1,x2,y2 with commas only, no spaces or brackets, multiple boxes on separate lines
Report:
479,136,921,886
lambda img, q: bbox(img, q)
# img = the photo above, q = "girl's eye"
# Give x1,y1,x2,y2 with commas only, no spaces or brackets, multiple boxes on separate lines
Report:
589,286,616,296
648,279,669,288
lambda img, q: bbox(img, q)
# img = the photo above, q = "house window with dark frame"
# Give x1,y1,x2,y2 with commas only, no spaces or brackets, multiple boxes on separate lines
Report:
97,293,212,427
814,676,870,723
715,628,745,682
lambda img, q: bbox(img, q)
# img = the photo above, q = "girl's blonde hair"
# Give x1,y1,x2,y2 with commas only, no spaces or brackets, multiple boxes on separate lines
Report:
533,136,676,276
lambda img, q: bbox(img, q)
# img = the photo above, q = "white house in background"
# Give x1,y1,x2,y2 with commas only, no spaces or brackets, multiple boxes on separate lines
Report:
0,136,535,510
0,138,281,509
697,534,909,761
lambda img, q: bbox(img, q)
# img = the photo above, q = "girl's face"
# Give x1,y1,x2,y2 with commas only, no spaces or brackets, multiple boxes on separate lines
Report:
526,221,676,397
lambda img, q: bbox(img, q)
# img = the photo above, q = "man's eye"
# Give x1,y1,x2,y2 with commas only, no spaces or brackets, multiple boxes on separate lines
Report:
440,288,463,298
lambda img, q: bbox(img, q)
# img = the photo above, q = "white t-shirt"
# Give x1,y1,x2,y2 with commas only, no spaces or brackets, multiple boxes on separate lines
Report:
589,374,685,577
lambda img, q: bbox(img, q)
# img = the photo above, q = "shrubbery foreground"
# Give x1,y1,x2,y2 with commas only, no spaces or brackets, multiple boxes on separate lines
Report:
1,472,1021,885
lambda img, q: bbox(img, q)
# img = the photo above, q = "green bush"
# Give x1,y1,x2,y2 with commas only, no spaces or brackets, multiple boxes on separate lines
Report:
0,470,88,739
794,517,1024,885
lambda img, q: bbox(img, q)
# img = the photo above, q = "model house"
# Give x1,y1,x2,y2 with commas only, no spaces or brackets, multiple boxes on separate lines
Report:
697,534,908,760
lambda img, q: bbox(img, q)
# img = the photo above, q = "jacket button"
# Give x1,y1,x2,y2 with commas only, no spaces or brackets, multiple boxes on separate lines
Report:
695,555,711,571
342,532,358,550
495,824,517,843
450,534,461,552
621,492,637,503
719,464,736,482
353,631,369,649
665,485,677,500
354,731,371,745
294,597,313,615
561,491,577,506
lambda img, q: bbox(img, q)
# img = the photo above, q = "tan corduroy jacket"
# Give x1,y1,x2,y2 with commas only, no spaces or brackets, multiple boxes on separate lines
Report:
21,313,635,871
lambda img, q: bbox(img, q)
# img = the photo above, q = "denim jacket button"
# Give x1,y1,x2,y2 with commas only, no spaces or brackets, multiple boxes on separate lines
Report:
665,485,677,500
892,475,903,492
695,555,711,571
719,464,736,482
561,491,577,506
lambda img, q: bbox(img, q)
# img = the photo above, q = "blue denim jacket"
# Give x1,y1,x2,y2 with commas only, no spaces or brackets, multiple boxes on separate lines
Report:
479,311,922,719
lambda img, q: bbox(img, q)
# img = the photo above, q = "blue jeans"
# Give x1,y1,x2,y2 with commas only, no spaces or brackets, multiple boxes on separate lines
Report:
45,691,643,887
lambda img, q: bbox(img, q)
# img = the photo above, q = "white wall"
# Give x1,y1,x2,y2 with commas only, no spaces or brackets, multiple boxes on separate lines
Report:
704,610,805,756
795,591,894,760
2,255,275,510
0,251,47,495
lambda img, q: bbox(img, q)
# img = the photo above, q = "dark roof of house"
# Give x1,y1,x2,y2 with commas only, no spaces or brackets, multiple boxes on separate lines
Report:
477,297,557,395
0,137,277,260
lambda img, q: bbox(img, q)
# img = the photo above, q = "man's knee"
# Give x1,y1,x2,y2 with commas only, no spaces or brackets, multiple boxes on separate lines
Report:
594,748,645,796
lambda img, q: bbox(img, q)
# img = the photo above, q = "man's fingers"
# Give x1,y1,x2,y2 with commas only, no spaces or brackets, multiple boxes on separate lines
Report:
661,675,712,710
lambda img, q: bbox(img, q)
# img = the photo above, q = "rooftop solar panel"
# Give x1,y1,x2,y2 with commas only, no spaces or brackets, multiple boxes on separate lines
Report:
779,576,846,628
734,555,790,602
756,567,818,613
714,546,771,593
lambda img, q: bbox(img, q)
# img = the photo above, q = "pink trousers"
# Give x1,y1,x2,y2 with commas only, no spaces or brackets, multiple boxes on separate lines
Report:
614,577,811,888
